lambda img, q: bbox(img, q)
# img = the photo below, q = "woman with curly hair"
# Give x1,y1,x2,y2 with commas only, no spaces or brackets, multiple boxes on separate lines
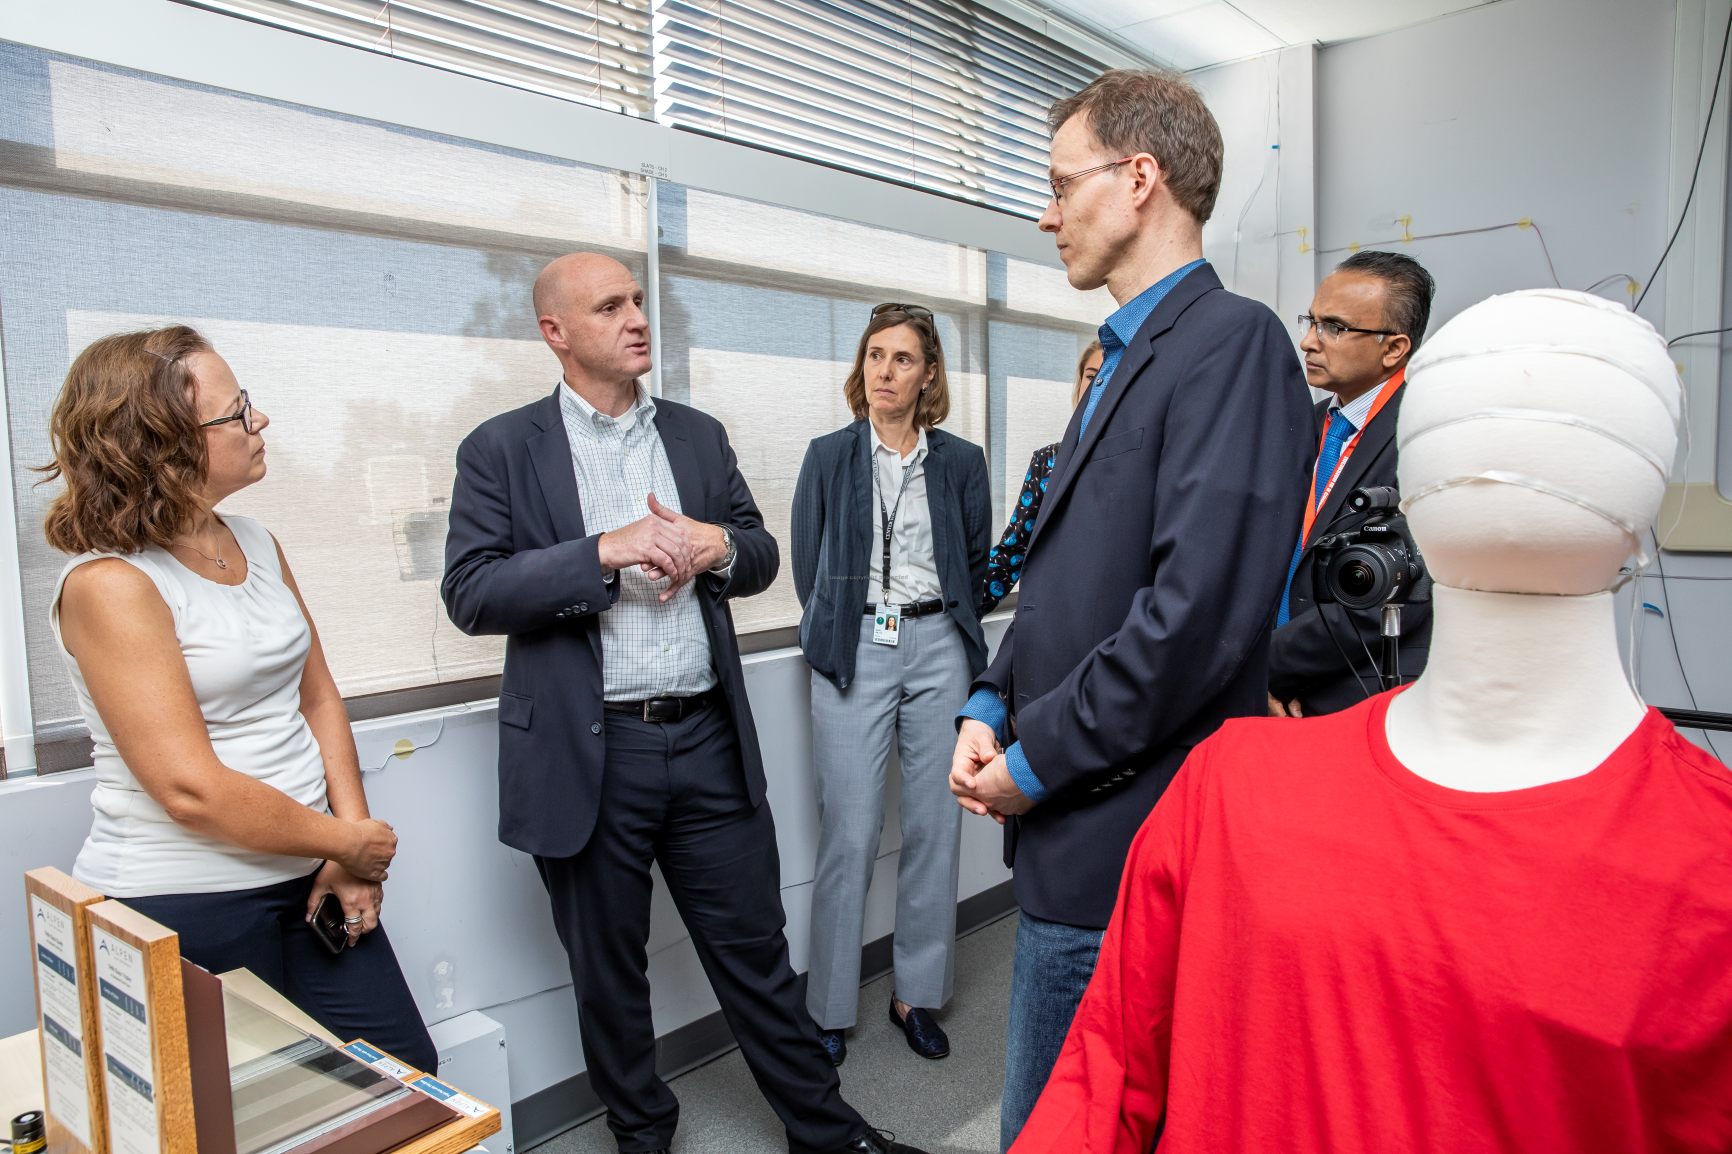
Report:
43,326,434,1069
979,339,1102,614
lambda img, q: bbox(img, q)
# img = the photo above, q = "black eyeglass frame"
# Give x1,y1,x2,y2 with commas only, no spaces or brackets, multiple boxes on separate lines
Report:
1297,314,1398,343
199,389,255,434
872,302,935,320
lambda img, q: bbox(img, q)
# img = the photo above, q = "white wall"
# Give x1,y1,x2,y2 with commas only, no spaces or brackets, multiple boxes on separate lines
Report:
0,625,1015,1105
1315,0,1676,331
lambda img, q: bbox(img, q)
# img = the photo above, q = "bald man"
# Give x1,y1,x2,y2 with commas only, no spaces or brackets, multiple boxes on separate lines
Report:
443,256,924,1154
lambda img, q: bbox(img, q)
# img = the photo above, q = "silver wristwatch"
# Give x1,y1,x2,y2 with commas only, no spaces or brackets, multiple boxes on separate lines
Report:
714,523,737,571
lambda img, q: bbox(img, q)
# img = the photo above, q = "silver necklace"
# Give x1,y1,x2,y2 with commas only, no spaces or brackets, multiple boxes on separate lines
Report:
172,533,226,570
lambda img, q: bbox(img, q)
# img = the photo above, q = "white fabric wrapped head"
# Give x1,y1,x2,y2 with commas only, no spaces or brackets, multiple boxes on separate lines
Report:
1397,289,1681,596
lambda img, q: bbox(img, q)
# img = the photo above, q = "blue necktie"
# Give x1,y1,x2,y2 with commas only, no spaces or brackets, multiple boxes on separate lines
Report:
1276,408,1357,627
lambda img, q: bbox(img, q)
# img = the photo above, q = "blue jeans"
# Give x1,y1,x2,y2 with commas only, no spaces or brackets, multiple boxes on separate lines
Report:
1001,909,1107,1152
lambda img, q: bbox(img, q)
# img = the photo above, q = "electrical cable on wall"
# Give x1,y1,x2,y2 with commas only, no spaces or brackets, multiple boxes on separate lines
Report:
1318,219,1562,287
1635,4,1732,311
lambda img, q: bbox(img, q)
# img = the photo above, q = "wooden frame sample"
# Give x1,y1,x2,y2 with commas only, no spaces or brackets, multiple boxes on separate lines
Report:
24,867,109,1154
337,1043,503,1154
85,901,195,1154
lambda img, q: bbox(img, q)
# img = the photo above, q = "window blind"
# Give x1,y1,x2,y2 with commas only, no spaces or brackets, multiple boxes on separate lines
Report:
653,0,1105,216
180,0,655,117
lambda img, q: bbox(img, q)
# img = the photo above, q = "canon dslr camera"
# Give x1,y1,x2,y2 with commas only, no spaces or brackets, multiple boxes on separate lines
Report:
1312,486,1428,610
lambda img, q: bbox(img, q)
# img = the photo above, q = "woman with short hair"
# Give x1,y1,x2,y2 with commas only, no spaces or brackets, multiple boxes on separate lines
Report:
980,339,1102,614
44,325,435,1070
792,304,991,1065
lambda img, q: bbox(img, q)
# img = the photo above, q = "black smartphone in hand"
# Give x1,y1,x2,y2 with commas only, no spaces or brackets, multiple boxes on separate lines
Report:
310,891,349,956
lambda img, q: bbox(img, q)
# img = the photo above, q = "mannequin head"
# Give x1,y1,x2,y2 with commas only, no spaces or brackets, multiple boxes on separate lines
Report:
1398,290,1680,596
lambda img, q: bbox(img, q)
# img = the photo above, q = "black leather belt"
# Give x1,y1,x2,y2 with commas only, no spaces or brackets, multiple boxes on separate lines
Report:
862,597,947,618
603,686,723,723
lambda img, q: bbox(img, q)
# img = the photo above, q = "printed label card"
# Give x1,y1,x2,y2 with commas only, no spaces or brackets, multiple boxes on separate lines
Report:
25,867,109,1154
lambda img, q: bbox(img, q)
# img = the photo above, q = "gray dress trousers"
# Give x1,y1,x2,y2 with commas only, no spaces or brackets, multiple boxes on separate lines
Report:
806,611,971,1028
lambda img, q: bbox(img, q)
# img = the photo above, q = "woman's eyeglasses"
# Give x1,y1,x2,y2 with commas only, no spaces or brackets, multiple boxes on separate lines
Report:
199,389,255,434
872,302,935,321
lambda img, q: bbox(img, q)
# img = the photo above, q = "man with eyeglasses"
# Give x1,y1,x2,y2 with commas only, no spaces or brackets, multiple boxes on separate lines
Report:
1268,249,1437,719
944,69,1314,1150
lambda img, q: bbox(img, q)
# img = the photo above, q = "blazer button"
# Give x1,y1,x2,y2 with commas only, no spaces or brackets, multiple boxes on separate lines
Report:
590,722,602,735
575,602,588,613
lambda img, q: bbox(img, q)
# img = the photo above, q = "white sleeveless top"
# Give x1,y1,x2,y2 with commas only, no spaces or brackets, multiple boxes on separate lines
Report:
52,515,328,896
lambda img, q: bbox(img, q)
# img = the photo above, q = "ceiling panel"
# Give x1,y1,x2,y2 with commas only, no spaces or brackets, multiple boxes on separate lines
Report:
1117,2,1285,70
1037,0,1499,69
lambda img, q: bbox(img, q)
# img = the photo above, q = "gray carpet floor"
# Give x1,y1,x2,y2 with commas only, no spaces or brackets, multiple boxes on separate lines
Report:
531,911,1018,1154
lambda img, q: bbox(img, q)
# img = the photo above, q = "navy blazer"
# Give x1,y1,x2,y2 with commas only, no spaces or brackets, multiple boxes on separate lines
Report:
976,264,1313,927
1269,384,1432,714
440,388,779,859
791,422,992,688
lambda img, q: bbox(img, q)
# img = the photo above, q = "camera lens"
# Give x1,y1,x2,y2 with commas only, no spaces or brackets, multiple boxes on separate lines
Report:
1327,543,1403,610
1339,559,1377,600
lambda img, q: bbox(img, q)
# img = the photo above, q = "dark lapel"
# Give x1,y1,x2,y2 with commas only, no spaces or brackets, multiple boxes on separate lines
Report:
652,402,706,517
1303,380,1406,555
526,388,588,544
1031,264,1222,558
924,430,951,577
851,419,873,557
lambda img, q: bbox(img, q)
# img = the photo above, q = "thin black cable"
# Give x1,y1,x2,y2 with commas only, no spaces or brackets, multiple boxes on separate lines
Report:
1667,324,1732,346
1319,604,1376,700
1636,7,1732,311
1650,528,1725,761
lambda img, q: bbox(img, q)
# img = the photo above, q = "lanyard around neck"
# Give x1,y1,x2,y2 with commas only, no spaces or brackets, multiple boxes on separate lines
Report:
1299,367,1403,548
872,449,918,604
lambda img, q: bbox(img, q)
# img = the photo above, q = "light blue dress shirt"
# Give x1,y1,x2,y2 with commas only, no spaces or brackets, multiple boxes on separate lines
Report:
959,259,1209,805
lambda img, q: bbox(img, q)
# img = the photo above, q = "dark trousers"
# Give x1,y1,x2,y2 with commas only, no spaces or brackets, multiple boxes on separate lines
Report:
122,868,437,1072
536,702,864,1154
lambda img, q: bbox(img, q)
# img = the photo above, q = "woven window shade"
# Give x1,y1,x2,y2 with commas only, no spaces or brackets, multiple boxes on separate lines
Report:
181,0,655,116
654,0,1105,216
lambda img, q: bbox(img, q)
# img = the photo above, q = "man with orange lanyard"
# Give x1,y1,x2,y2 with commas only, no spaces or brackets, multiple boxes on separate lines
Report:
1269,250,1436,717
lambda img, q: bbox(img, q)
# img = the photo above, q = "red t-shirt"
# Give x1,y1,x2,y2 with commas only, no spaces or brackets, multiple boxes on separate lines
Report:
1013,694,1732,1154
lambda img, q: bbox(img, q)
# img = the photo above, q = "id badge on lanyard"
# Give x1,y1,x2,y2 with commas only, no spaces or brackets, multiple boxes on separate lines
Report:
872,452,915,647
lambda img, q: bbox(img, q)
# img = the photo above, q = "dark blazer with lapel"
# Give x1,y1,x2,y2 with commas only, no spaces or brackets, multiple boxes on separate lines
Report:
441,388,779,859
975,264,1314,928
791,421,992,688
1268,382,1432,715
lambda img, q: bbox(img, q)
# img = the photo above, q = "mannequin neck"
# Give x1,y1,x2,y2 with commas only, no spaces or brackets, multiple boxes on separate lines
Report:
1383,584,1646,791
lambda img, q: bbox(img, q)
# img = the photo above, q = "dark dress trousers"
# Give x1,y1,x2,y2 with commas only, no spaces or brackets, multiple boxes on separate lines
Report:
791,421,993,687
441,388,863,1153
976,265,1314,929
1268,385,1433,715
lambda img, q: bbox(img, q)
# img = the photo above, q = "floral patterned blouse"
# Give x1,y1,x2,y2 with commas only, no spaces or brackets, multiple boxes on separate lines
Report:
980,442,1058,614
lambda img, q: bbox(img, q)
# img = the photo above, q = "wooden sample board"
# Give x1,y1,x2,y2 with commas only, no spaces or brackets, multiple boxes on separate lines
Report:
25,867,108,1154
85,900,195,1154
337,1041,504,1154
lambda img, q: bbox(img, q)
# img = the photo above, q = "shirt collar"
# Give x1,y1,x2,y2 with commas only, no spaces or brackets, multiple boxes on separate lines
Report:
561,378,655,439
1100,258,1208,351
1330,373,1395,432
868,421,928,465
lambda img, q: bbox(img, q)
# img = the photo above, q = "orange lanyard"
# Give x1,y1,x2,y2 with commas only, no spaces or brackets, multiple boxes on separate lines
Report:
1298,368,1403,548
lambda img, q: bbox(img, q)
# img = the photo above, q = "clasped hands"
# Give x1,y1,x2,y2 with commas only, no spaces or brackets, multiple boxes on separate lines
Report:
598,493,729,602
949,718,1034,825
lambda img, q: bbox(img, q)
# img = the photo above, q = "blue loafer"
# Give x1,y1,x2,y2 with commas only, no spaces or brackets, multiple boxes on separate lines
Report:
889,999,949,1059
818,1027,847,1066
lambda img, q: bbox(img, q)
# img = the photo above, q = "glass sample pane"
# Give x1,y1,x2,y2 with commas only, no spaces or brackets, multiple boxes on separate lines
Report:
224,987,409,1154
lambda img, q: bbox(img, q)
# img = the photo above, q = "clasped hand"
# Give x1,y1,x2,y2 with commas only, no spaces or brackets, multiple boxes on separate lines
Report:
598,493,728,602
949,718,1034,825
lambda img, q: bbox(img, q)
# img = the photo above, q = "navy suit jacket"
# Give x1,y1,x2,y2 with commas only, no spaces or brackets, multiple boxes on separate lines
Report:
976,264,1313,927
791,421,993,689
441,388,779,859
1268,384,1432,714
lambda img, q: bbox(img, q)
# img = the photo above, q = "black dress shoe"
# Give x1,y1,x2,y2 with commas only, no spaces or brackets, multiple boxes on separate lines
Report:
889,999,950,1059
826,1126,930,1154
818,1027,847,1066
